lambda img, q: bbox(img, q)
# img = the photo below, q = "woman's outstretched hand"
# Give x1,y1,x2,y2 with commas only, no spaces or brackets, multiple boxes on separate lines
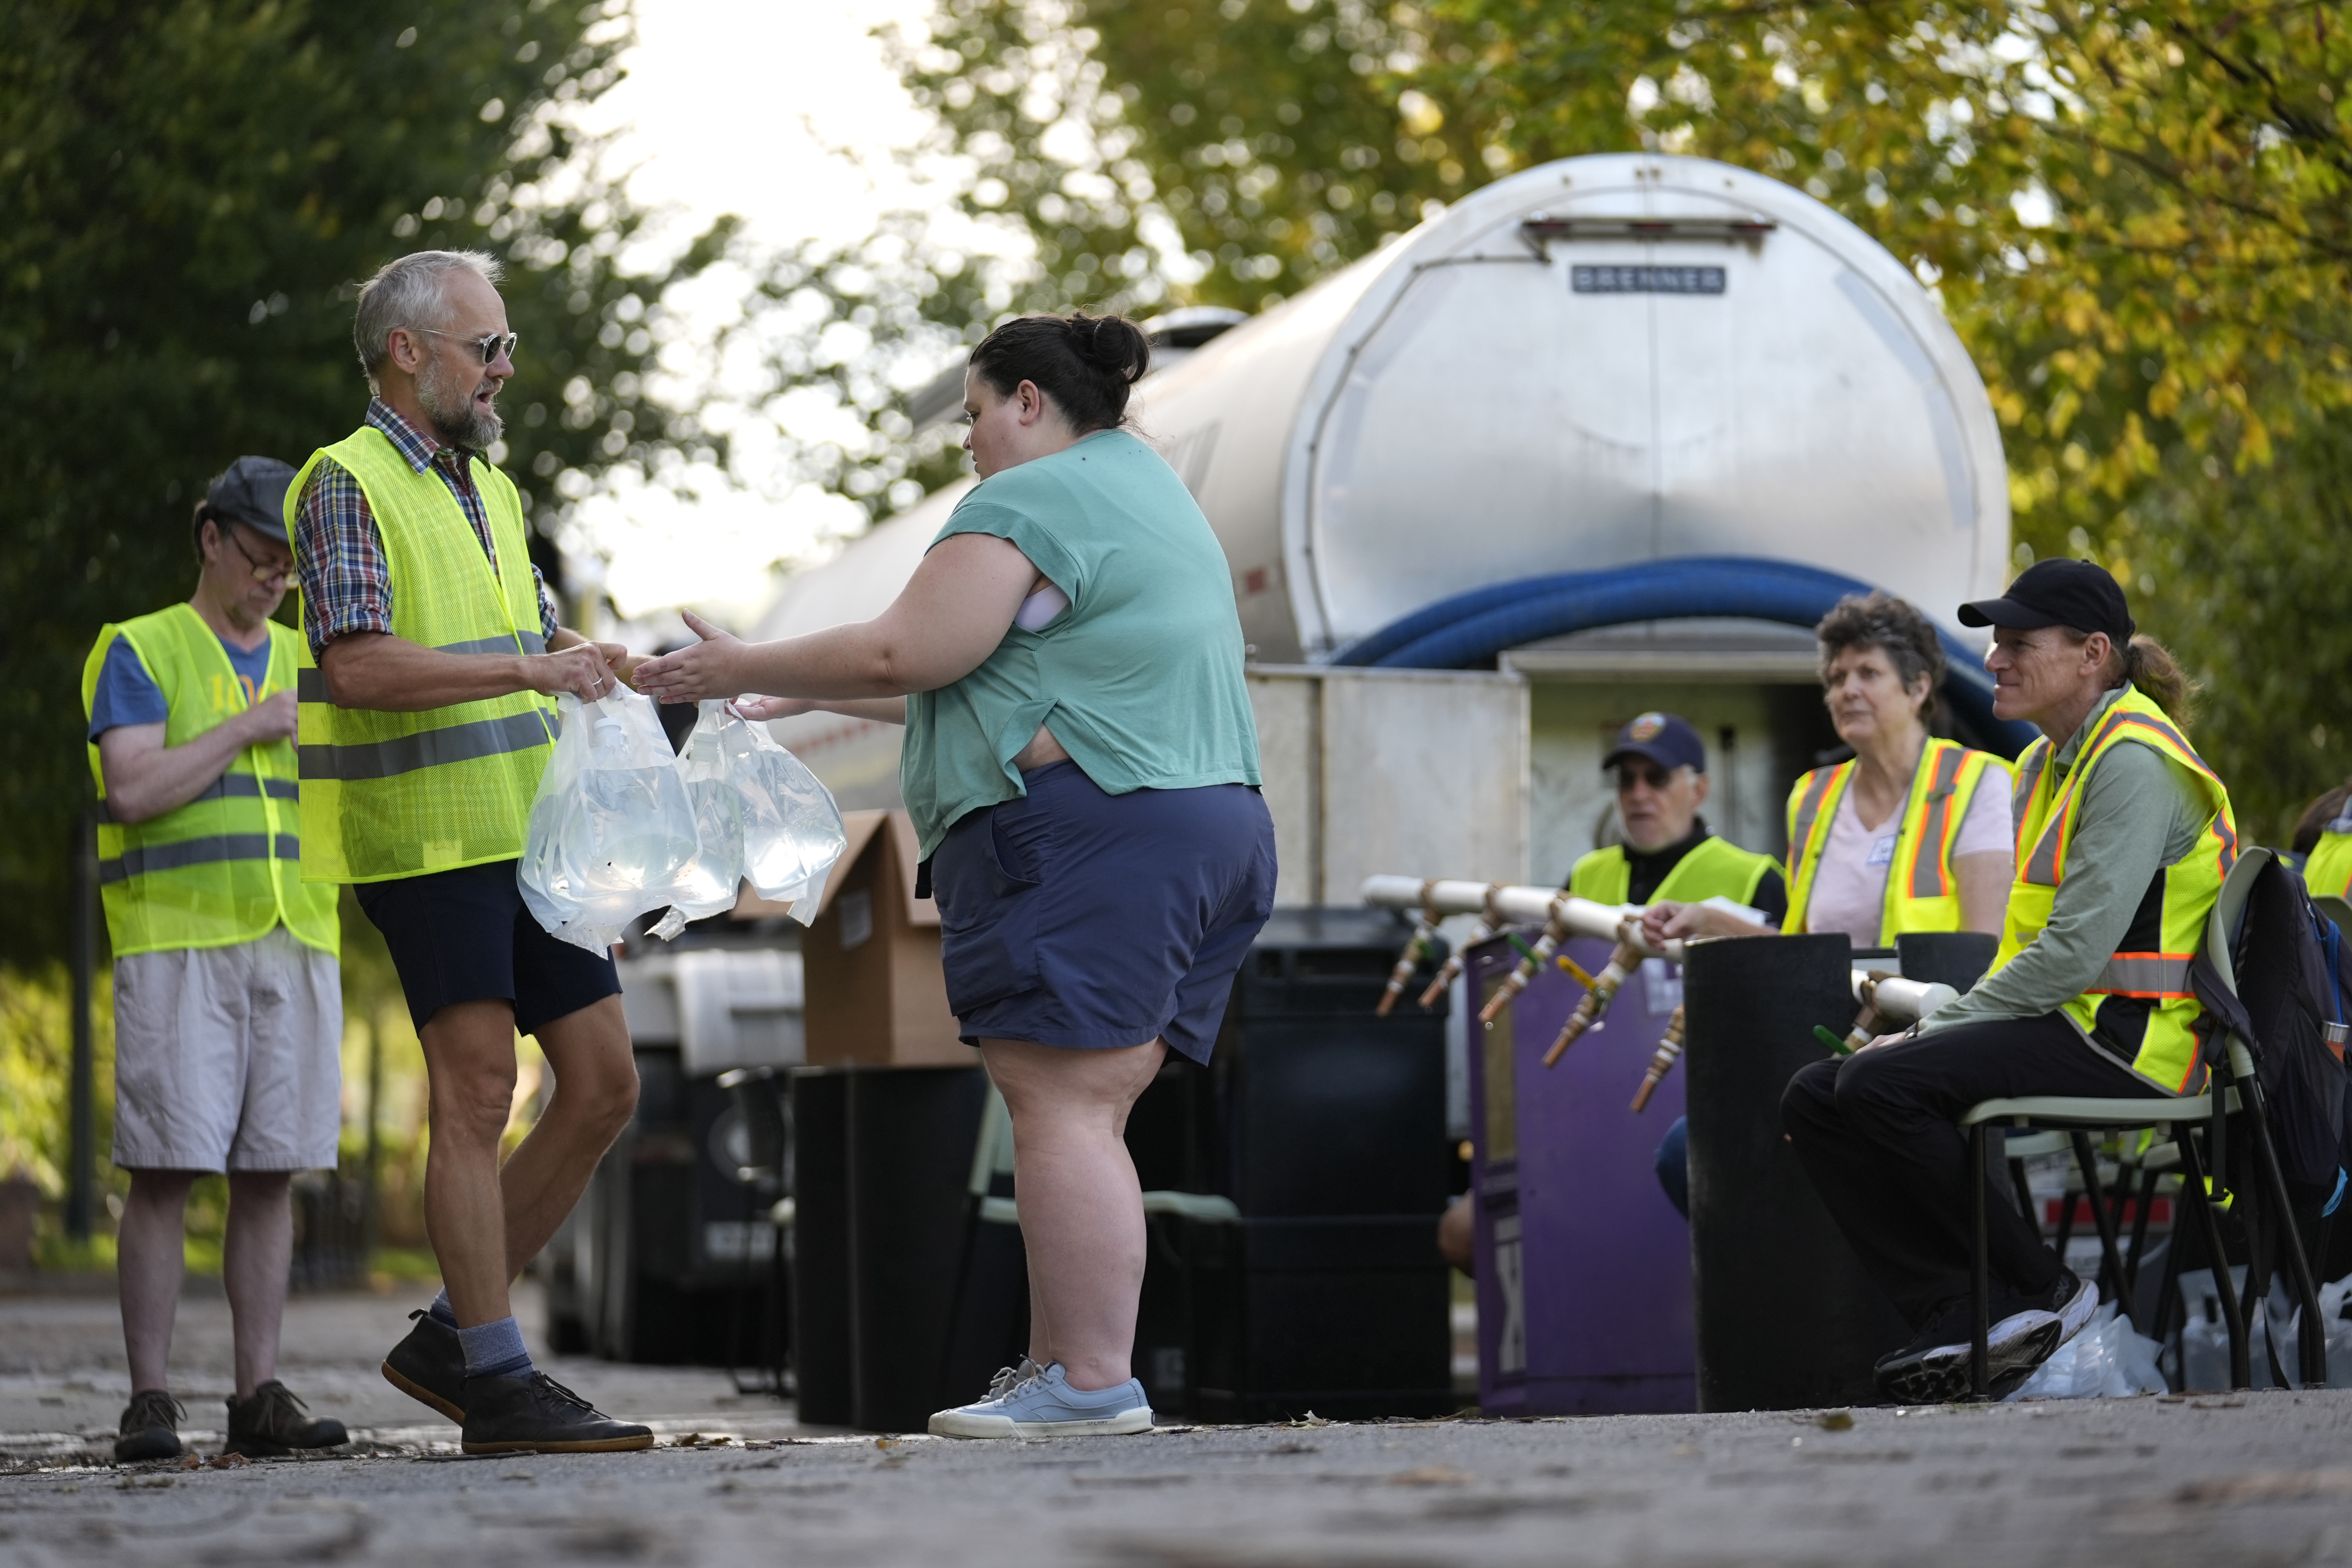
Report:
728,696,819,722
632,610,747,705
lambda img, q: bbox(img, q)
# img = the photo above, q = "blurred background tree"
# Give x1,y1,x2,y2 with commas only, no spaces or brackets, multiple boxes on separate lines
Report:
0,0,735,966
854,0,2350,841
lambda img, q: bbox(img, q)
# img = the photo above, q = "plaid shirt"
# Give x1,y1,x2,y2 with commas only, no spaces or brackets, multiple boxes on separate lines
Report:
292,398,560,657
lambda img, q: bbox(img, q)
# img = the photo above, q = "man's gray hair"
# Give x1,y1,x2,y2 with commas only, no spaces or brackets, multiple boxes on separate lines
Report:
352,250,503,392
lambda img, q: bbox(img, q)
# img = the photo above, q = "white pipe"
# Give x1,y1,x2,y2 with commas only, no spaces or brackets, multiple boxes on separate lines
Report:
1361,876,1681,962
1850,970,1958,1025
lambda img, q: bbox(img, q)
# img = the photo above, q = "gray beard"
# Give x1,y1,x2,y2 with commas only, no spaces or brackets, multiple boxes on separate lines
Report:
416,357,503,450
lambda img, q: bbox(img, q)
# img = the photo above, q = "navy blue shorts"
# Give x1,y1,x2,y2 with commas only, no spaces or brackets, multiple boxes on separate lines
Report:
355,859,622,1036
930,762,1277,1064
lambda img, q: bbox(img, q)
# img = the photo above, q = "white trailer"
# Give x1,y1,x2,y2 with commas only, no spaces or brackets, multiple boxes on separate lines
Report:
751,152,2013,898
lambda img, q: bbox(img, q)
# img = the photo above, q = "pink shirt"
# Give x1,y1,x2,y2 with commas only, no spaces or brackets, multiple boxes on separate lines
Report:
1802,762,2011,947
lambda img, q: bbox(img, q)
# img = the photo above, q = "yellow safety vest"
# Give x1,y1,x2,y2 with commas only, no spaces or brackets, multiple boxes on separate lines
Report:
1990,686,2237,1094
290,426,555,883
2305,832,2352,901
1567,833,1778,909
1783,738,2010,945
81,605,340,958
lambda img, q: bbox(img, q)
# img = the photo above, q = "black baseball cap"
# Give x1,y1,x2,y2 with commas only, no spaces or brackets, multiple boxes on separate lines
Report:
198,456,297,545
1958,558,2134,642
1604,711,1706,775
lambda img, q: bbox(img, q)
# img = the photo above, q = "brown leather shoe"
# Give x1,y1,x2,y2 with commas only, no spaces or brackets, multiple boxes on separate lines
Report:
223,1381,349,1458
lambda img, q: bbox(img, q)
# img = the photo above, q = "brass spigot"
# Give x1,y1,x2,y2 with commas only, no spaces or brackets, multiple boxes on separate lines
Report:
1376,886,1441,1018
1477,896,1573,1025
1630,1004,1686,1111
1417,884,1502,1010
1542,931,1642,1067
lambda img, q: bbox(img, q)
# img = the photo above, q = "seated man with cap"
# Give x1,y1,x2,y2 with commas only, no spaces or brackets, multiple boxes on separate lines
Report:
82,459,349,1461
1566,712,1785,1220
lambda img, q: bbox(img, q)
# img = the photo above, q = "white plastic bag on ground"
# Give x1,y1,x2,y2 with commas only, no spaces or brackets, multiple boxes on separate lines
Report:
648,700,848,939
2004,1302,2169,1400
519,687,703,953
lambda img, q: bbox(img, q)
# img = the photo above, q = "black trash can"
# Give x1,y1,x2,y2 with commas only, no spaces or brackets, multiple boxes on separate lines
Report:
1685,934,1910,1411
1182,907,1455,1421
789,1064,1024,1432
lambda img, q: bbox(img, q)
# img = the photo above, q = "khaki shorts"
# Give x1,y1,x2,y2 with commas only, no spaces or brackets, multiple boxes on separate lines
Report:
112,927,343,1173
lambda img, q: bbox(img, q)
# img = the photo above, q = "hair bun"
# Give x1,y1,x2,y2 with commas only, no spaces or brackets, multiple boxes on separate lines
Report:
1068,312,1150,383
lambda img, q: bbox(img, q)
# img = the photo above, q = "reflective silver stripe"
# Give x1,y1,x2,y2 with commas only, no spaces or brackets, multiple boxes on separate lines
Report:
2023,821,2063,885
437,632,547,656
98,832,297,884
1789,766,1842,861
93,773,297,825
1906,746,1970,900
2089,953,2194,997
299,710,550,782
296,633,545,704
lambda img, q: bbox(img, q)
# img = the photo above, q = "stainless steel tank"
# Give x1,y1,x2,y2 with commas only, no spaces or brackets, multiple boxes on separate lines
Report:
1130,151,2011,662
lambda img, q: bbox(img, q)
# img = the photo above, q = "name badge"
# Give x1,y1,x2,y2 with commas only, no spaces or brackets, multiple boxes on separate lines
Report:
1866,834,1898,869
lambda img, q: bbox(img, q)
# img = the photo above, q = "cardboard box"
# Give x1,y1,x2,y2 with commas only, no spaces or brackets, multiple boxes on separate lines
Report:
786,810,968,1067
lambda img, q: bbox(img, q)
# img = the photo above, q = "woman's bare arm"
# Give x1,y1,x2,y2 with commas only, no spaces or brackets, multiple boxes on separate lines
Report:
633,534,1037,704
732,696,910,725
1954,850,2012,935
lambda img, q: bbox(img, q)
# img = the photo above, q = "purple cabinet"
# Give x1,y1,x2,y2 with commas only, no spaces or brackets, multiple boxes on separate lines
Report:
1467,931,1696,1414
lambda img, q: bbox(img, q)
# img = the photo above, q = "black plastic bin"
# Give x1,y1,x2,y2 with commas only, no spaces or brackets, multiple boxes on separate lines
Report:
1686,934,1911,1410
1171,907,1455,1420
789,1064,1025,1432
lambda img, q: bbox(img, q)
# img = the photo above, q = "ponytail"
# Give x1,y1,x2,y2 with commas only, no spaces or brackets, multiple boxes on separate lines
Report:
2111,635,2196,730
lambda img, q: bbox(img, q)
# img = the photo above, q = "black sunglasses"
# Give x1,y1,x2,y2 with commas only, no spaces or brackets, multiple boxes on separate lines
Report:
413,327,519,365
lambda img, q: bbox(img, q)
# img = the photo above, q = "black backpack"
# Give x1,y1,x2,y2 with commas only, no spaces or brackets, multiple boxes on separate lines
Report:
2189,849,2352,1208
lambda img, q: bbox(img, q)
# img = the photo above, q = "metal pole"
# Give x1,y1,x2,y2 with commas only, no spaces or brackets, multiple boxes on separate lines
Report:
66,806,97,1243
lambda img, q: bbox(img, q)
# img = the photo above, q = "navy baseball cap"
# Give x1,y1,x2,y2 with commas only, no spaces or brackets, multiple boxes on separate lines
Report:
198,456,297,544
1959,558,2134,644
1604,711,1706,774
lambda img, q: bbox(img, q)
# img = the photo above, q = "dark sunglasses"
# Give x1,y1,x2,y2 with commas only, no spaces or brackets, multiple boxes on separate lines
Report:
1615,763,1679,792
413,327,520,365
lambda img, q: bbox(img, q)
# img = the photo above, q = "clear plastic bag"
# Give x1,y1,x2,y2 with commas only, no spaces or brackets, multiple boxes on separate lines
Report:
519,686,704,953
2004,1302,2169,1400
648,700,848,939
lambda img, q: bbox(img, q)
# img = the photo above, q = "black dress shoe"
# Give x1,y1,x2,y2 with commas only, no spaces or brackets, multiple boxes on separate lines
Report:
382,1308,467,1422
114,1389,185,1464
460,1371,654,1455
223,1380,349,1458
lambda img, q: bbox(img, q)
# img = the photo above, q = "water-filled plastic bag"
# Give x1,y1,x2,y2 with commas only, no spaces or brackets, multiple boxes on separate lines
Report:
519,686,703,953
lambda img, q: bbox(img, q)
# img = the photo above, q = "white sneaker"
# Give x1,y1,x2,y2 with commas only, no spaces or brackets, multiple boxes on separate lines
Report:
927,1362,1153,1439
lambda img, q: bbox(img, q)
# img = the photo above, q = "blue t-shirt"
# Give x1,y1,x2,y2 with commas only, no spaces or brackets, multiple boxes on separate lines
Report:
87,629,274,740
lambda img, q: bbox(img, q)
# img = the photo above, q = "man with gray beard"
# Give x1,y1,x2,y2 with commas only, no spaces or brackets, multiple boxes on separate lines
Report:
288,250,652,1453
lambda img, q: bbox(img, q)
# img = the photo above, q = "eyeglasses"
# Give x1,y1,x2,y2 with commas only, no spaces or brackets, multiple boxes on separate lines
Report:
411,327,520,365
223,526,293,584
1616,764,1679,792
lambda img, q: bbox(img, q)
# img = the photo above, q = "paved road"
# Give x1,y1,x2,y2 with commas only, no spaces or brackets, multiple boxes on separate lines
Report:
4,1283,2350,1566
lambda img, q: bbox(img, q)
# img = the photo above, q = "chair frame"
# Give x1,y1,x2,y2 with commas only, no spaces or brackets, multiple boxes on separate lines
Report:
1962,847,2330,1399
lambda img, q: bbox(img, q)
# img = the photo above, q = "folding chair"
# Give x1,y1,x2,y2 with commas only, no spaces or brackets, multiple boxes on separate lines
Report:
1959,848,2332,1398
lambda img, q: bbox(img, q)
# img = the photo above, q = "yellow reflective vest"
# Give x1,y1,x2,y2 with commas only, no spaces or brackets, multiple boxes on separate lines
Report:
290,427,555,883
1991,686,2237,1095
2305,832,2352,901
1783,738,2011,945
1567,833,1778,909
81,604,340,958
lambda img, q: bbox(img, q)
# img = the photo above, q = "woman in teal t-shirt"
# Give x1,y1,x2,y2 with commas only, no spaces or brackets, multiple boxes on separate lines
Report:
637,312,1276,1442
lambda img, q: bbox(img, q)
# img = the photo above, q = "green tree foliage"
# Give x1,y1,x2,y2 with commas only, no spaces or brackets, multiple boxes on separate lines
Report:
0,0,733,960
888,0,2352,837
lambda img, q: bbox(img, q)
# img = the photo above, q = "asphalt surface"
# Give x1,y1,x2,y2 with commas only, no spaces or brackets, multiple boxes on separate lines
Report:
5,1281,2352,1566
